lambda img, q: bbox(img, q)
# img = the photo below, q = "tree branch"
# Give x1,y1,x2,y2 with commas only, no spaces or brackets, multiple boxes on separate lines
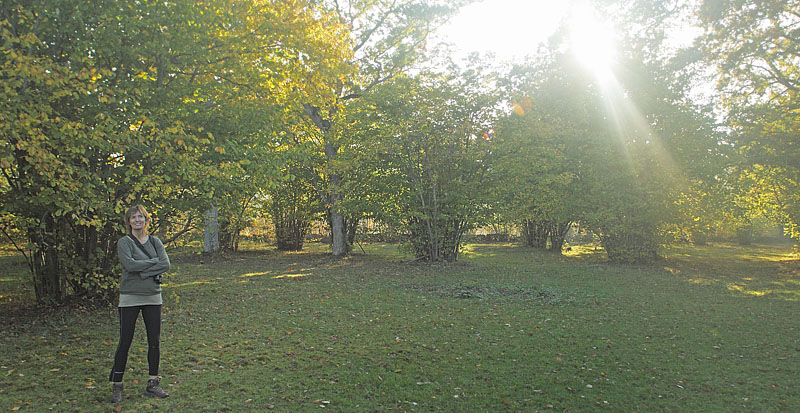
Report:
1,226,33,273
352,0,400,54
161,216,195,245
302,103,332,131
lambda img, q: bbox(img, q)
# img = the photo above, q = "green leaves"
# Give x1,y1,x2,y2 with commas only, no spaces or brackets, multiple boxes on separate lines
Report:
351,67,497,261
0,0,357,301
491,25,727,261
697,0,800,244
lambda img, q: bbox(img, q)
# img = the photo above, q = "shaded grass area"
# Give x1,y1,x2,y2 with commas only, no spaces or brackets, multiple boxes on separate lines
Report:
0,242,798,411
0,244,34,309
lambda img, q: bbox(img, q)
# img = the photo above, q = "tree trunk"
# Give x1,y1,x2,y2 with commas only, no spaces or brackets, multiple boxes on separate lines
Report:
204,204,220,253
735,224,753,245
330,204,346,256
691,230,708,245
29,215,63,304
523,219,549,249
274,214,309,251
219,219,236,252
344,216,359,253
548,221,572,253
303,103,347,257
326,140,347,256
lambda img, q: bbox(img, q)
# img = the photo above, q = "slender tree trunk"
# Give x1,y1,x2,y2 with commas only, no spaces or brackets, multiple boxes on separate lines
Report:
30,215,63,304
302,104,348,257
344,216,359,252
274,214,310,251
427,157,439,262
204,203,220,253
271,179,314,251
523,219,549,249
326,141,347,256
736,224,753,245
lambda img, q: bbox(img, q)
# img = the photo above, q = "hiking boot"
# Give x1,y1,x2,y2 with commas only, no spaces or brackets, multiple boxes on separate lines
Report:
145,378,169,398
110,383,123,403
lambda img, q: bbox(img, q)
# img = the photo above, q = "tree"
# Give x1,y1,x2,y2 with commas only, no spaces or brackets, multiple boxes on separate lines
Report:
0,0,351,303
300,0,469,256
492,58,592,253
180,0,353,253
698,0,800,246
360,66,496,262
268,163,324,251
265,131,326,251
492,13,720,262
0,0,214,302
576,0,733,251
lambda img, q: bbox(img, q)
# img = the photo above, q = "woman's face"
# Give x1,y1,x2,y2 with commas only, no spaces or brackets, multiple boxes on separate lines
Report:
129,211,147,232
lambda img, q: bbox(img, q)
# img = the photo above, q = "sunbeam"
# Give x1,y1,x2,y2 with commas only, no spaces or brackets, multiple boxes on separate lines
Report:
596,73,683,184
568,4,617,84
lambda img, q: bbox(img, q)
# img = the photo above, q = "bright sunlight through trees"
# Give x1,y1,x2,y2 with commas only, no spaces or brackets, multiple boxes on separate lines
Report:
435,0,569,61
567,4,617,83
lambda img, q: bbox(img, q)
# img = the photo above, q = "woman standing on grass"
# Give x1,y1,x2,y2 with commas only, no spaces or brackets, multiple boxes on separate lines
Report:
109,205,170,403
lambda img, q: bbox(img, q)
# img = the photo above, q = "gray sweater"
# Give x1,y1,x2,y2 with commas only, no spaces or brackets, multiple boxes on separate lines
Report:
117,235,170,295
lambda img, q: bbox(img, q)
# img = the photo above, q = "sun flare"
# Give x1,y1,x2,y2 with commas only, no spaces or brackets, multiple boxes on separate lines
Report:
435,0,569,62
568,5,617,82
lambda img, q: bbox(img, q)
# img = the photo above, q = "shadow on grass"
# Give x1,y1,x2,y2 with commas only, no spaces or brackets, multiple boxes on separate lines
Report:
464,241,799,301
664,242,799,301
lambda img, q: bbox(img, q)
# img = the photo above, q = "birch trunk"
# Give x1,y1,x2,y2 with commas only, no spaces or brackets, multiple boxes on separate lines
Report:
204,204,220,253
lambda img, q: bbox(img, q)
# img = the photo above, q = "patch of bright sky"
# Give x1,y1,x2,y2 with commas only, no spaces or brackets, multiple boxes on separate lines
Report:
433,0,570,63
434,0,703,64
434,0,712,106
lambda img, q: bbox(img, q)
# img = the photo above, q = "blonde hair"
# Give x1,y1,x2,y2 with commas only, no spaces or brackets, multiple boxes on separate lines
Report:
124,205,151,234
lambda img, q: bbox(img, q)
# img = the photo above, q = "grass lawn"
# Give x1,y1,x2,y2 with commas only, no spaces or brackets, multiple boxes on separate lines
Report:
0,241,798,411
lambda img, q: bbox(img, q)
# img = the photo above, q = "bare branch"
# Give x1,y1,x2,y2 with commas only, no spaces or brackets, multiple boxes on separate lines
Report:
161,216,195,245
1,226,33,273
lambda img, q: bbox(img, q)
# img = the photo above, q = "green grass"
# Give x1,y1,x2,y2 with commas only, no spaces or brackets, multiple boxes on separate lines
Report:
0,241,798,411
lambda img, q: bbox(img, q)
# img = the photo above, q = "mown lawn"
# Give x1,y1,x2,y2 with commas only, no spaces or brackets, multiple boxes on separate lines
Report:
0,241,798,412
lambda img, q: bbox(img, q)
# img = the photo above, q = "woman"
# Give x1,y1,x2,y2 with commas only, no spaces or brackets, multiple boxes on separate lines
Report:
109,205,170,403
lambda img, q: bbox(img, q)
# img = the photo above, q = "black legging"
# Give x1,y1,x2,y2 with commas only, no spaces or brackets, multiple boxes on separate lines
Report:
109,305,161,382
